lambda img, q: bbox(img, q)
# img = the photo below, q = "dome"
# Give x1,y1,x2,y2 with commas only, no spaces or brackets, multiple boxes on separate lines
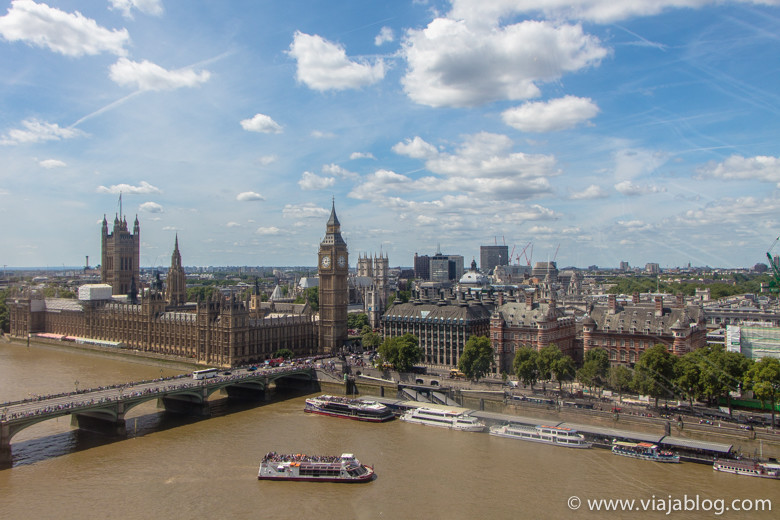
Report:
459,270,488,286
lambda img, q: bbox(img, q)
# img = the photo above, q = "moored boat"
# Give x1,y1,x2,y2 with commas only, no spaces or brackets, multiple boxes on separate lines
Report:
713,459,780,479
611,440,680,463
489,423,592,448
304,395,394,422
257,452,375,482
400,407,486,432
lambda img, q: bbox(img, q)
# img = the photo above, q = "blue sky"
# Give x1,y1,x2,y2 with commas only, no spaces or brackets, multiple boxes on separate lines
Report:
2,0,780,270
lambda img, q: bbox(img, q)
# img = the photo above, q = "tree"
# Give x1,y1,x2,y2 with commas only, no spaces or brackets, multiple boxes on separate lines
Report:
537,344,563,384
274,348,294,359
700,345,751,414
633,344,677,408
0,288,9,333
552,355,576,392
608,365,633,403
347,313,369,330
296,287,318,311
744,357,780,429
378,333,422,372
361,331,382,349
458,336,494,381
674,351,704,409
581,348,610,392
513,346,540,391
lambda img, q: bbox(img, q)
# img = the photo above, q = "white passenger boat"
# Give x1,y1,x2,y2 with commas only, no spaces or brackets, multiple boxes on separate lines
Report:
713,459,780,479
489,423,592,448
611,440,680,463
257,452,375,482
400,407,486,432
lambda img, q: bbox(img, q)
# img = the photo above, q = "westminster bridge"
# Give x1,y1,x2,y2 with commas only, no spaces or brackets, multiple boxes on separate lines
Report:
0,365,323,459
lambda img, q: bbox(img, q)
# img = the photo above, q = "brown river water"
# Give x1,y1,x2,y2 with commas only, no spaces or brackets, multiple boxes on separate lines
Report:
0,341,777,520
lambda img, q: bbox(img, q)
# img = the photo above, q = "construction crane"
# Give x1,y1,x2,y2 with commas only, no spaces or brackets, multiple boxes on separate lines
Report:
519,242,532,266
767,236,780,293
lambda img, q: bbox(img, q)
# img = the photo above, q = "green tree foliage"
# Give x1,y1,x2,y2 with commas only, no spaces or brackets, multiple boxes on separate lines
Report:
0,288,9,332
186,285,219,302
700,345,751,413
361,331,382,349
578,348,610,393
387,290,411,307
608,365,633,403
274,348,294,359
513,346,540,390
458,336,494,381
293,287,318,311
378,333,422,372
744,357,780,428
674,351,705,408
41,286,76,298
537,344,563,382
347,313,369,330
632,344,677,408
552,355,576,392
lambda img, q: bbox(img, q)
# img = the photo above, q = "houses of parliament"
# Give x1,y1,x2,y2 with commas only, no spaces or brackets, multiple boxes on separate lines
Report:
7,203,350,367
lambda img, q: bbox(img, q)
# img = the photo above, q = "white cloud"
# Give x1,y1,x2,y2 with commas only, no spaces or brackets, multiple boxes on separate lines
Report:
282,203,329,219
109,58,211,91
257,155,278,165
501,96,599,132
1,118,85,145
139,201,163,213
350,151,375,160
570,184,608,199
226,221,241,228
109,0,163,19
425,132,558,180
613,148,667,181
614,180,665,196
96,180,161,195
447,0,778,25
288,31,385,91
375,26,394,46
298,171,336,190
236,192,264,201
697,155,780,187
401,18,607,107
322,163,359,180
255,226,281,235
240,113,283,134
38,158,66,169
349,169,413,200
392,136,439,159
311,130,336,139
0,0,129,56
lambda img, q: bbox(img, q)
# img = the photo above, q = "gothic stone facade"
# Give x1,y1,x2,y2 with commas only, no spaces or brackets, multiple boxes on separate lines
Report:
318,201,349,353
8,291,317,367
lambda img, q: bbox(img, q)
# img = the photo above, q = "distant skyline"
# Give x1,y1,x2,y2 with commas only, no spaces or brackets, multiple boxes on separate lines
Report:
2,0,780,269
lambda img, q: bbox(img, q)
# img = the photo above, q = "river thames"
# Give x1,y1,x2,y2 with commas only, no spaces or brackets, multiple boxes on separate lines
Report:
0,341,776,519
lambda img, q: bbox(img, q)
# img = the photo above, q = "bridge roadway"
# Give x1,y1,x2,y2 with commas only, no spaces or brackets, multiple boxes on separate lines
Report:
0,365,316,454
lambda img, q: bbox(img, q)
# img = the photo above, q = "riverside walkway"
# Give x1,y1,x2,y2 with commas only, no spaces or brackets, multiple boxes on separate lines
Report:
0,364,315,454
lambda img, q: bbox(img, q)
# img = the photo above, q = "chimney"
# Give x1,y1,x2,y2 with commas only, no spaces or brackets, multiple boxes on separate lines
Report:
497,291,504,306
526,291,534,310
655,296,663,317
608,294,617,314
676,293,684,308
632,292,640,304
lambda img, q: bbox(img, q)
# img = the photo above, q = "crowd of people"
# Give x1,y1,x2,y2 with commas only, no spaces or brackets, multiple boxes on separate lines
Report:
262,452,343,464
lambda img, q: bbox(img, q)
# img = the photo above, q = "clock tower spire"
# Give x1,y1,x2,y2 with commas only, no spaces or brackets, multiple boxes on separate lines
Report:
318,199,348,353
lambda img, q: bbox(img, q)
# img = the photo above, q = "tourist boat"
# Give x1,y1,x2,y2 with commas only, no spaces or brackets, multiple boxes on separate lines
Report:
304,395,395,422
713,459,780,479
611,440,680,463
399,407,486,432
257,452,375,482
489,423,592,448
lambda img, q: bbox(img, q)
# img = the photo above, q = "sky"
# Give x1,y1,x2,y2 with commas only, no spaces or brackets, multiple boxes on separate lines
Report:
2,0,780,270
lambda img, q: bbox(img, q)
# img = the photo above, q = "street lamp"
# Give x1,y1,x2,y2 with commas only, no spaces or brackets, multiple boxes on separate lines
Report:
74,380,79,393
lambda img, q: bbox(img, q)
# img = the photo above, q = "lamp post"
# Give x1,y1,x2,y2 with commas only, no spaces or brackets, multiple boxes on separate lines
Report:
74,380,79,393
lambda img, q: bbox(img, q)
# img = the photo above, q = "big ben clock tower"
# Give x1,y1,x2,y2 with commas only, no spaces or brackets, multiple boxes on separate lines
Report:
318,199,349,353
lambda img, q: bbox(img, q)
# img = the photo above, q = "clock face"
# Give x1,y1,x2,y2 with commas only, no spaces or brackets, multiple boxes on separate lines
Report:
337,255,346,268
321,255,331,268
